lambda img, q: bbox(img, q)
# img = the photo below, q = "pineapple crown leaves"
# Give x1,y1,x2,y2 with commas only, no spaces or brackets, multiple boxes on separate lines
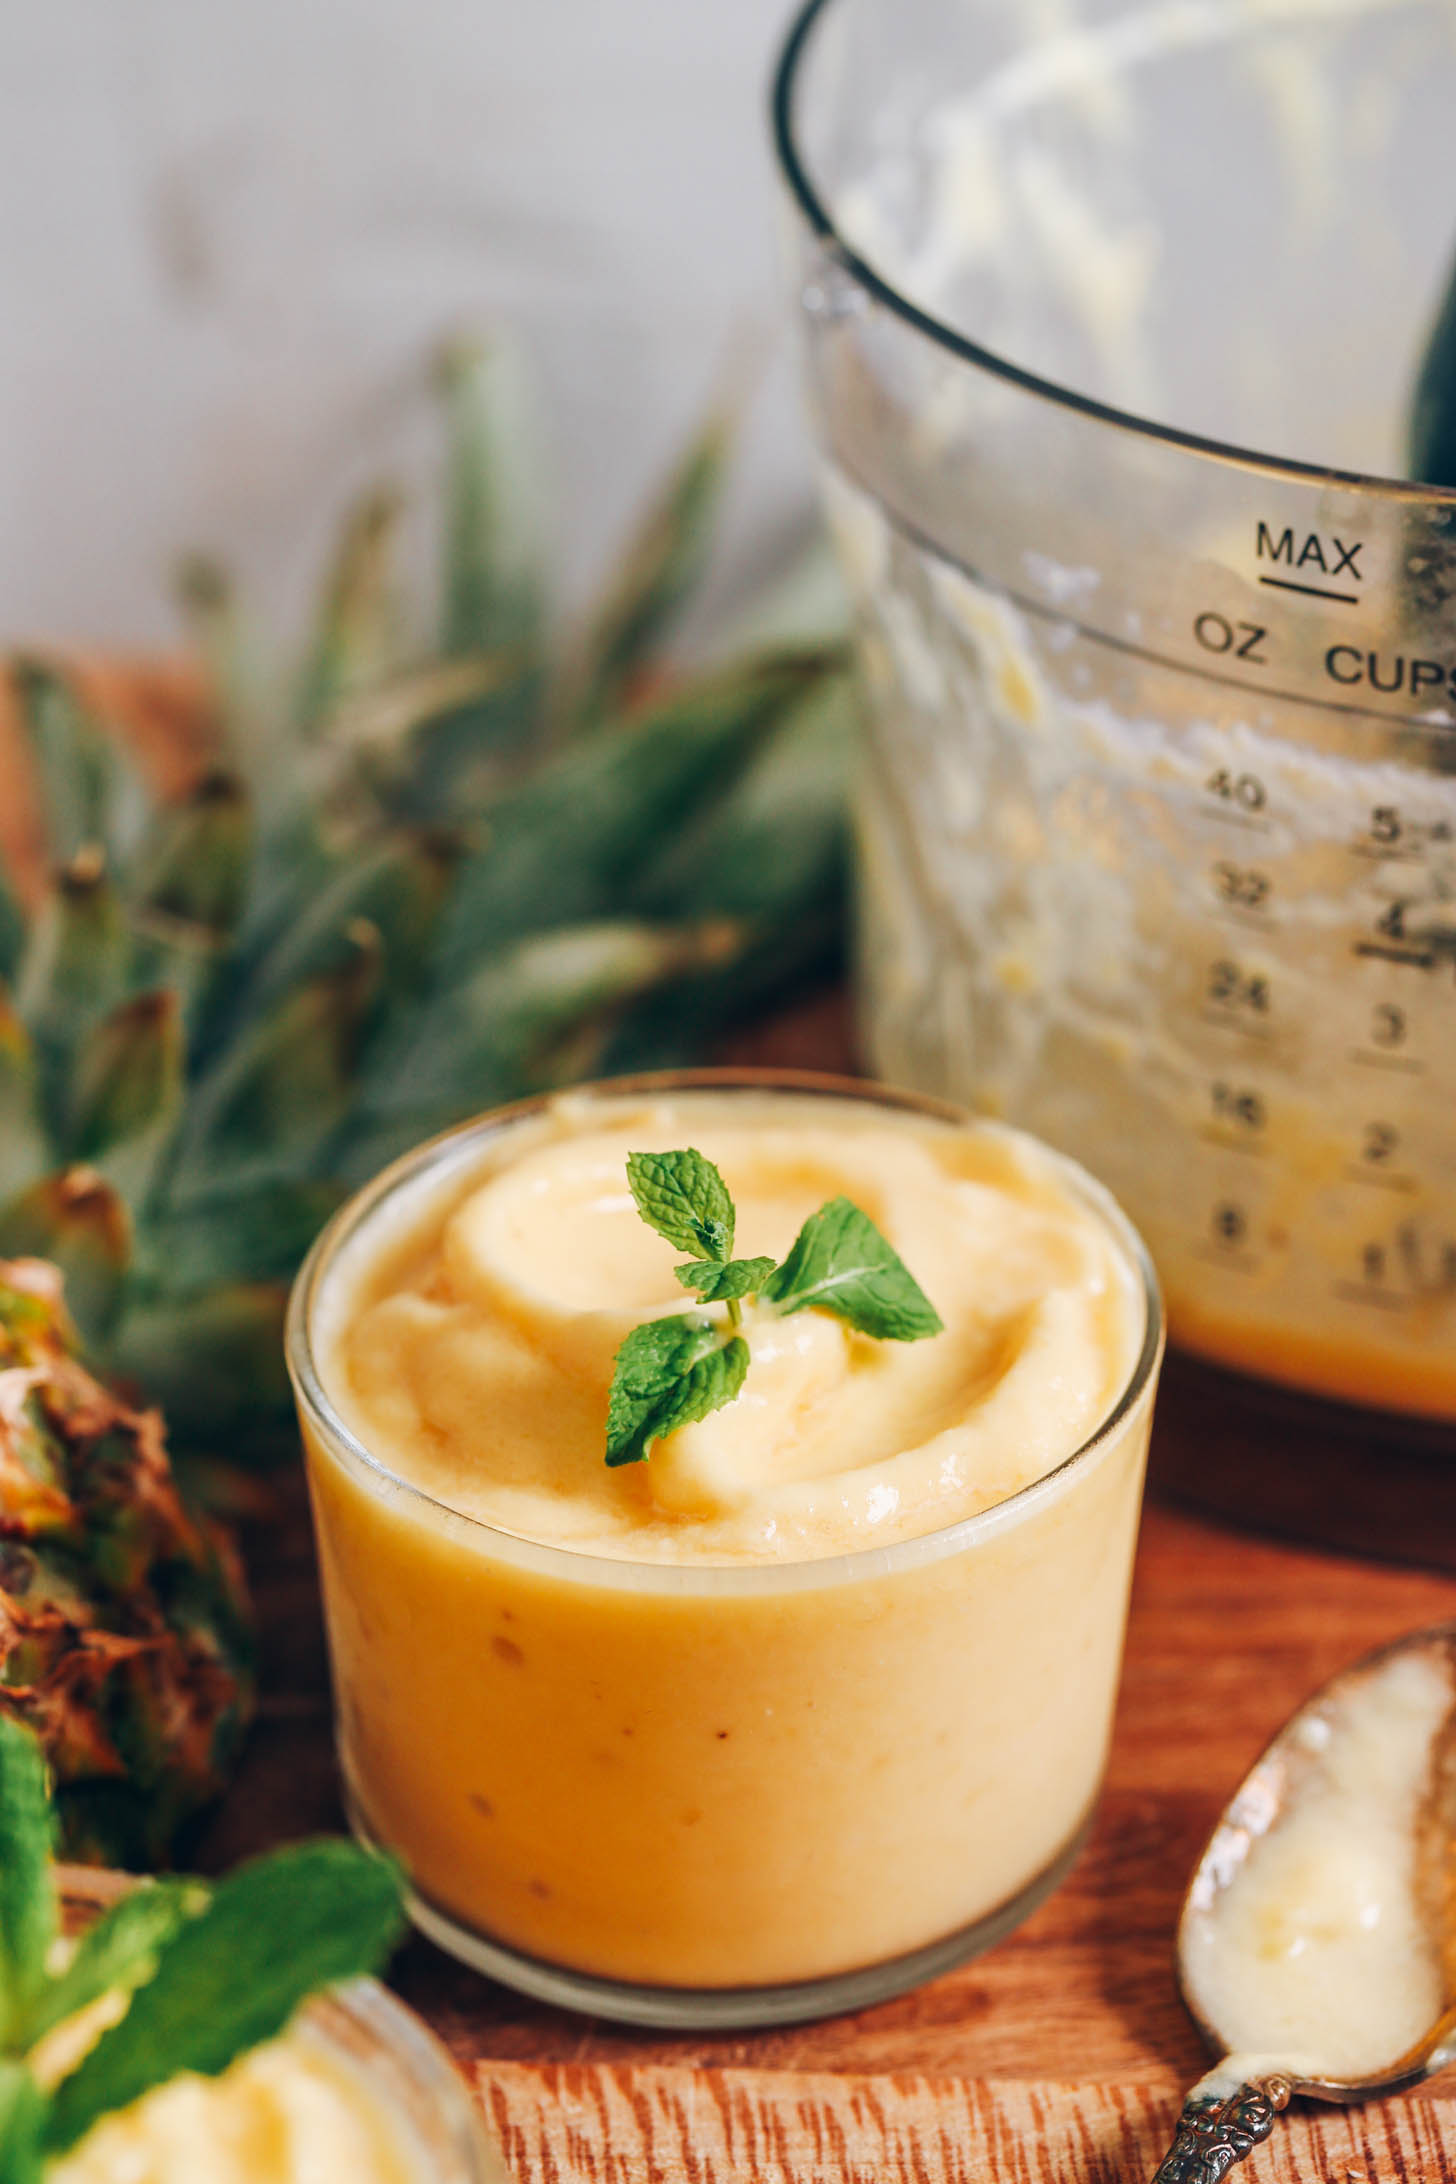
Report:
0,337,852,1458
0,1715,405,2181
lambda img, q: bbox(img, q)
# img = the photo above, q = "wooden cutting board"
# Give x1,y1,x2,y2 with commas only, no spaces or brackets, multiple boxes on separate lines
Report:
469,2062,1456,2184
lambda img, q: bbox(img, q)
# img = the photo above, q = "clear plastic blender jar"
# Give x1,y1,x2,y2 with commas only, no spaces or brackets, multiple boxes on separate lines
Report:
773,0,1456,1431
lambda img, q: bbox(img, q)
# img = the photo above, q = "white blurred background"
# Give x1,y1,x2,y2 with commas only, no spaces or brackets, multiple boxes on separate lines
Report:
0,1,814,649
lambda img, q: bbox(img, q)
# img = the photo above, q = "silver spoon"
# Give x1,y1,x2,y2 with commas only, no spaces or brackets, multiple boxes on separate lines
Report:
1147,1623,1456,2181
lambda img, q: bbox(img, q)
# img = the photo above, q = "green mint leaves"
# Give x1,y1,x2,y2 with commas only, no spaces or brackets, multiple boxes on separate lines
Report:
0,1716,56,2055
0,1714,406,2166
45,1842,405,2155
605,1320,750,1468
674,1256,776,1302
760,1196,945,1340
606,1146,943,1465
626,1149,734,1261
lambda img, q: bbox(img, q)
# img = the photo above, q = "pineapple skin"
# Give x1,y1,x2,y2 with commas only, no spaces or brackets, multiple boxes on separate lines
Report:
0,1257,255,1866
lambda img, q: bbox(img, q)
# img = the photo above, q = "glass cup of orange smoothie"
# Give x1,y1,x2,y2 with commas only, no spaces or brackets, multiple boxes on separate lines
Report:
286,1071,1163,2027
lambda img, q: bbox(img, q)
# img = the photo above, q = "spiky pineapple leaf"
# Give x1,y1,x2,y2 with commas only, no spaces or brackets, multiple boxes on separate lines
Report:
341,917,737,1180
233,832,457,1034
0,865,23,989
10,661,150,875
0,1170,131,1344
0,996,49,1206
141,1178,343,1292
171,926,380,1190
0,1718,55,2052
107,1283,292,1445
15,850,129,1022
131,771,252,942
633,664,853,920
435,647,838,975
15,850,132,1136
23,1879,204,2049
438,335,545,658
323,651,533,814
294,488,406,732
175,555,267,755
355,660,543,823
561,404,732,727
67,991,184,1207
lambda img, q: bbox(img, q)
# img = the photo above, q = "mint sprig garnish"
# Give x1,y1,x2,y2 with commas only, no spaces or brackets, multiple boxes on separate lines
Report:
0,1714,406,2168
627,1149,734,1261
606,1146,943,1465
606,1320,750,1468
760,1196,945,1340
674,1256,776,1303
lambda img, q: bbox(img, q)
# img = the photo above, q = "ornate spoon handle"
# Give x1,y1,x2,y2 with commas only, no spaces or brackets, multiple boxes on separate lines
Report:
1149,2075,1291,2182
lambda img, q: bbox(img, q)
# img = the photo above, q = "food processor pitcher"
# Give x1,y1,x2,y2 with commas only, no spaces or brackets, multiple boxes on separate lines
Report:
774,0,1456,1431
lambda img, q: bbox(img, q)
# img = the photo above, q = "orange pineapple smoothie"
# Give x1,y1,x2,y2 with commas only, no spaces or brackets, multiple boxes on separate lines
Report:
289,1075,1162,2014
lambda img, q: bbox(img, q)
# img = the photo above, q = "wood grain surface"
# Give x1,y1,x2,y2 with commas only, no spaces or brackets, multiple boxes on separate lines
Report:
471,2063,1456,2184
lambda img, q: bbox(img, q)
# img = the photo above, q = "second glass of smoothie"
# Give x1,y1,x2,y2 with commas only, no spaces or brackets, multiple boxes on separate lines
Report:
287,1072,1162,2027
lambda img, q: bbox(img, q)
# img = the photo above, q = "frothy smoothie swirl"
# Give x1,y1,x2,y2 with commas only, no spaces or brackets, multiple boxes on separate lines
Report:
330,1090,1141,1561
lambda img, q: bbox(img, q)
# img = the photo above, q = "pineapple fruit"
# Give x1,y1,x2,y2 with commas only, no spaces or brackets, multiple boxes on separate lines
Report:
0,1256,254,1865
0,341,852,1463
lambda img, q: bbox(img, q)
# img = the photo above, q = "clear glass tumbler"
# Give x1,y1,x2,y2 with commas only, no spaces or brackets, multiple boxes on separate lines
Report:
287,1070,1162,2028
773,0,1456,1433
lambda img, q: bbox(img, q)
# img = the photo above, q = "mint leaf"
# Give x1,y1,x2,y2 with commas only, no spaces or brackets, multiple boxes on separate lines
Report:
0,2059,46,2184
0,1717,56,2052
647,1334,749,1447
24,1879,205,2049
606,1317,720,1465
674,1255,775,1302
605,1319,748,1465
45,1842,405,2156
761,1197,944,1341
626,1148,734,1261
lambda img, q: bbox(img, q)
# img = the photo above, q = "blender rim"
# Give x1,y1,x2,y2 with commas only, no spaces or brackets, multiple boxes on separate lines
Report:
770,0,1456,504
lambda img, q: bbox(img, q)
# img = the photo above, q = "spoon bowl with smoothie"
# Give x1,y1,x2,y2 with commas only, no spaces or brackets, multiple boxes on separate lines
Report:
1150,1626,1456,2179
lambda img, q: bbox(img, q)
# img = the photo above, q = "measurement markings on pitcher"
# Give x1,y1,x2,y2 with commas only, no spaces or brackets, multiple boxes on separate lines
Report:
1343,1118,1419,1194
1349,803,1452,864
1354,908,1437,969
1203,955,1274,1038
1200,1079,1270,1157
1193,1194,1263,1274
1201,766,1273,836
1334,1227,1456,1312
1188,518,1456,717
1254,521,1365,606
1350,997,1428,1073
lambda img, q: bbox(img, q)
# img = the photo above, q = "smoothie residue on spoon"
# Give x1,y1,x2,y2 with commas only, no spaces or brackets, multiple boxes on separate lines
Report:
1179,1645,1455,2097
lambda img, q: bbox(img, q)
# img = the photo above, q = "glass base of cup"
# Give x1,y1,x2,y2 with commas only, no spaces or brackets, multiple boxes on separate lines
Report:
346,1790,1093,2029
